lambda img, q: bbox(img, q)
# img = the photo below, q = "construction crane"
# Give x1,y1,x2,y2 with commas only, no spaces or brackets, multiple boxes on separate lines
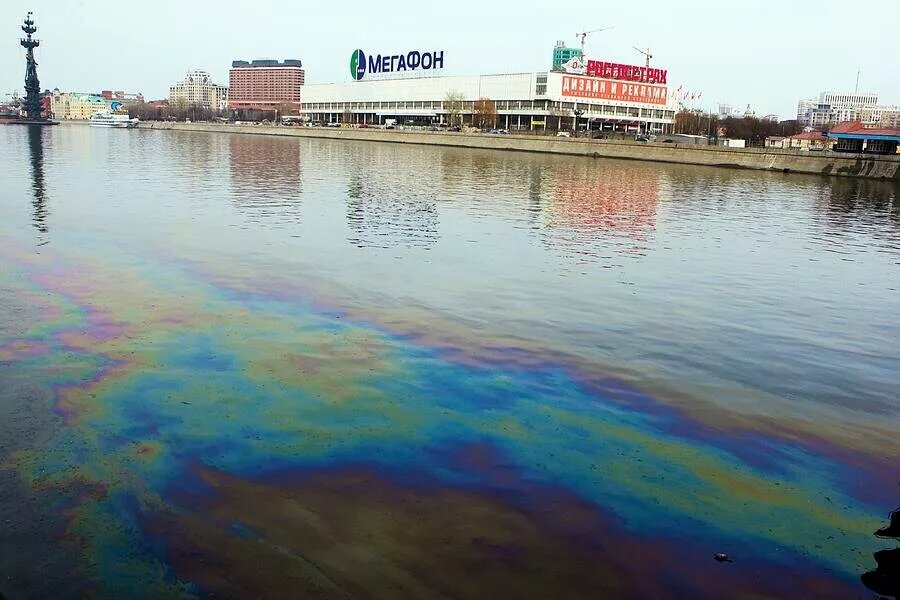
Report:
576,27,613,57
633,46,653,68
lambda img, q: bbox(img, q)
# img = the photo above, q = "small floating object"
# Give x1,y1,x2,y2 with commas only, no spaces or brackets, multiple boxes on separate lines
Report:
714,553,733,563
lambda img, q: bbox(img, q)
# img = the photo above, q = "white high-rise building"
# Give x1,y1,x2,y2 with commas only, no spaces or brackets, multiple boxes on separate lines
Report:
797,91,879,127
796,98,817,123
169,70,228,111
820,91,877,107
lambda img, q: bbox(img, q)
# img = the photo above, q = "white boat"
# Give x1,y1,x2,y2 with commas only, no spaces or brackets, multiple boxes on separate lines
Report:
90,110,139,128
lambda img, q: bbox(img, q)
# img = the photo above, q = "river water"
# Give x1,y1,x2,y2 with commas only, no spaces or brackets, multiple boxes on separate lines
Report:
1,124,898,598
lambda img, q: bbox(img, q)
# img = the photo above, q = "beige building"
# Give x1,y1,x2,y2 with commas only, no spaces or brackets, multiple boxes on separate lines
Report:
765,132,835,150
169,70,228,111
769,131,835,150
50,91,109,120
876,107,900,128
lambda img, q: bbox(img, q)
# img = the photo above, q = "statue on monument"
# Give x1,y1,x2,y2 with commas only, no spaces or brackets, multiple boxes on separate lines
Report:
14,12,57,125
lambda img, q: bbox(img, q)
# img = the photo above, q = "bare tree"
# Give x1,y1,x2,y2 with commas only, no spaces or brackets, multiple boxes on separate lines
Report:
444,91,464,126
473,98,497,129
172,97,188,120
277,102,297,117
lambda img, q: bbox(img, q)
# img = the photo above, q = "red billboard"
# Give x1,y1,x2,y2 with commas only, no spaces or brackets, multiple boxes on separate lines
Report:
586,60,667,85
561,76,668,105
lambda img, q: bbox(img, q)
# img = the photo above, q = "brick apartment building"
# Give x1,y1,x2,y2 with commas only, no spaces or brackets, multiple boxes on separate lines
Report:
228,59,305,113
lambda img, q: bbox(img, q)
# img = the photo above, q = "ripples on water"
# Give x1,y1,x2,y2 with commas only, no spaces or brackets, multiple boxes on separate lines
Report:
1,125,899,598
5,127,900,450
7,125,900,453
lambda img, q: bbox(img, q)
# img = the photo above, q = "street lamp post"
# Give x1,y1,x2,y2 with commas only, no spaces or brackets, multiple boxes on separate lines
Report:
573,103,584,138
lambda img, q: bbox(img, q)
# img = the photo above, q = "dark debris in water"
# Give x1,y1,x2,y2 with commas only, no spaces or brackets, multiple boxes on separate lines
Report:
713,553,733,563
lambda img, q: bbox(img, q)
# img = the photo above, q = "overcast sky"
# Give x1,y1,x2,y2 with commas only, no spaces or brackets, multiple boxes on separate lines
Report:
4,0,899,118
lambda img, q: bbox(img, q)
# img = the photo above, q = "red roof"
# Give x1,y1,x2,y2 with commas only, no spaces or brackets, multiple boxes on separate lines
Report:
829,121,900,137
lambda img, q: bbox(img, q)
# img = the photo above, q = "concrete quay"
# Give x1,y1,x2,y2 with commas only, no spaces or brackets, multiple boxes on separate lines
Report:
133,121,900,180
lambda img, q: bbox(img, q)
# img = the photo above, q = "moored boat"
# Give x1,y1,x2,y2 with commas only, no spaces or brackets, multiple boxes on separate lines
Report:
90,110,138,128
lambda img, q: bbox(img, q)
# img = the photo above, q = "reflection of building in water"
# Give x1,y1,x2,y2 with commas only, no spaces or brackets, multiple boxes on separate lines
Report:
543,165,660,260
345,149,439,249
825,177,899,221
27,125,49,242
228,134,303,224
819,177,899,250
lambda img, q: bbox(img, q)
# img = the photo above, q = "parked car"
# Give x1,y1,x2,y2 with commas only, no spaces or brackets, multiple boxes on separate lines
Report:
326,122,341,128
358,124,369,129
556,131,571,138
634,135,651,142
449,126,461,132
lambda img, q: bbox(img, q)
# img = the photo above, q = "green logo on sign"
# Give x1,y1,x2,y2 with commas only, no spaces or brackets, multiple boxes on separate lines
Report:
350,49,366,81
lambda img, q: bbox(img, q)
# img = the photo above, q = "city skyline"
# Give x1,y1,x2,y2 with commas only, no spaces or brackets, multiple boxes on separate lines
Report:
4,0,900,119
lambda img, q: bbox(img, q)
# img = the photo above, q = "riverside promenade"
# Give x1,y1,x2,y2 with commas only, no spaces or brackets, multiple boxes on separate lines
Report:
134,121,900,180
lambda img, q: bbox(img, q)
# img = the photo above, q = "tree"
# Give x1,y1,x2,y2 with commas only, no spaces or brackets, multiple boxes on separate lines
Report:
779,120,804,137
674,109,708,135
277,102,297,118
716,116,804,146
444,91,464,126
473,98,497,129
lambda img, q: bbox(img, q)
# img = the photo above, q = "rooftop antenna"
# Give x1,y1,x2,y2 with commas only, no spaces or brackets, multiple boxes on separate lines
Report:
855,69,860,94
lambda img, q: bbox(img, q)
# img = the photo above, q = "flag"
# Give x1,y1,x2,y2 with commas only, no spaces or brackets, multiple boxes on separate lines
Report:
697,92,703,100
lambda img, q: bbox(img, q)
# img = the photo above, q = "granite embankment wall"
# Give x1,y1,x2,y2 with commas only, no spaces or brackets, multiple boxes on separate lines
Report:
135,122,900,180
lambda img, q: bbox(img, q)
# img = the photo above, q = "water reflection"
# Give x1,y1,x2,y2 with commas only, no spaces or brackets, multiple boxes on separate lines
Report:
228,134,303,226
345,150,439,250
825,178,900,219
805,178,900,257
27,125,48,243
541,162,660,262
822,179,900,244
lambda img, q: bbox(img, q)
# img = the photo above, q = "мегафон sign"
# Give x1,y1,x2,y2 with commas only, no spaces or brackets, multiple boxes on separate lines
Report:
350,49,445,81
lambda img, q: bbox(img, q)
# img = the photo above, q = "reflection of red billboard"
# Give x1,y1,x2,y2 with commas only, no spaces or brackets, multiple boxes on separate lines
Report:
562,76,667,105
586,60,667,84
547,167,660,248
